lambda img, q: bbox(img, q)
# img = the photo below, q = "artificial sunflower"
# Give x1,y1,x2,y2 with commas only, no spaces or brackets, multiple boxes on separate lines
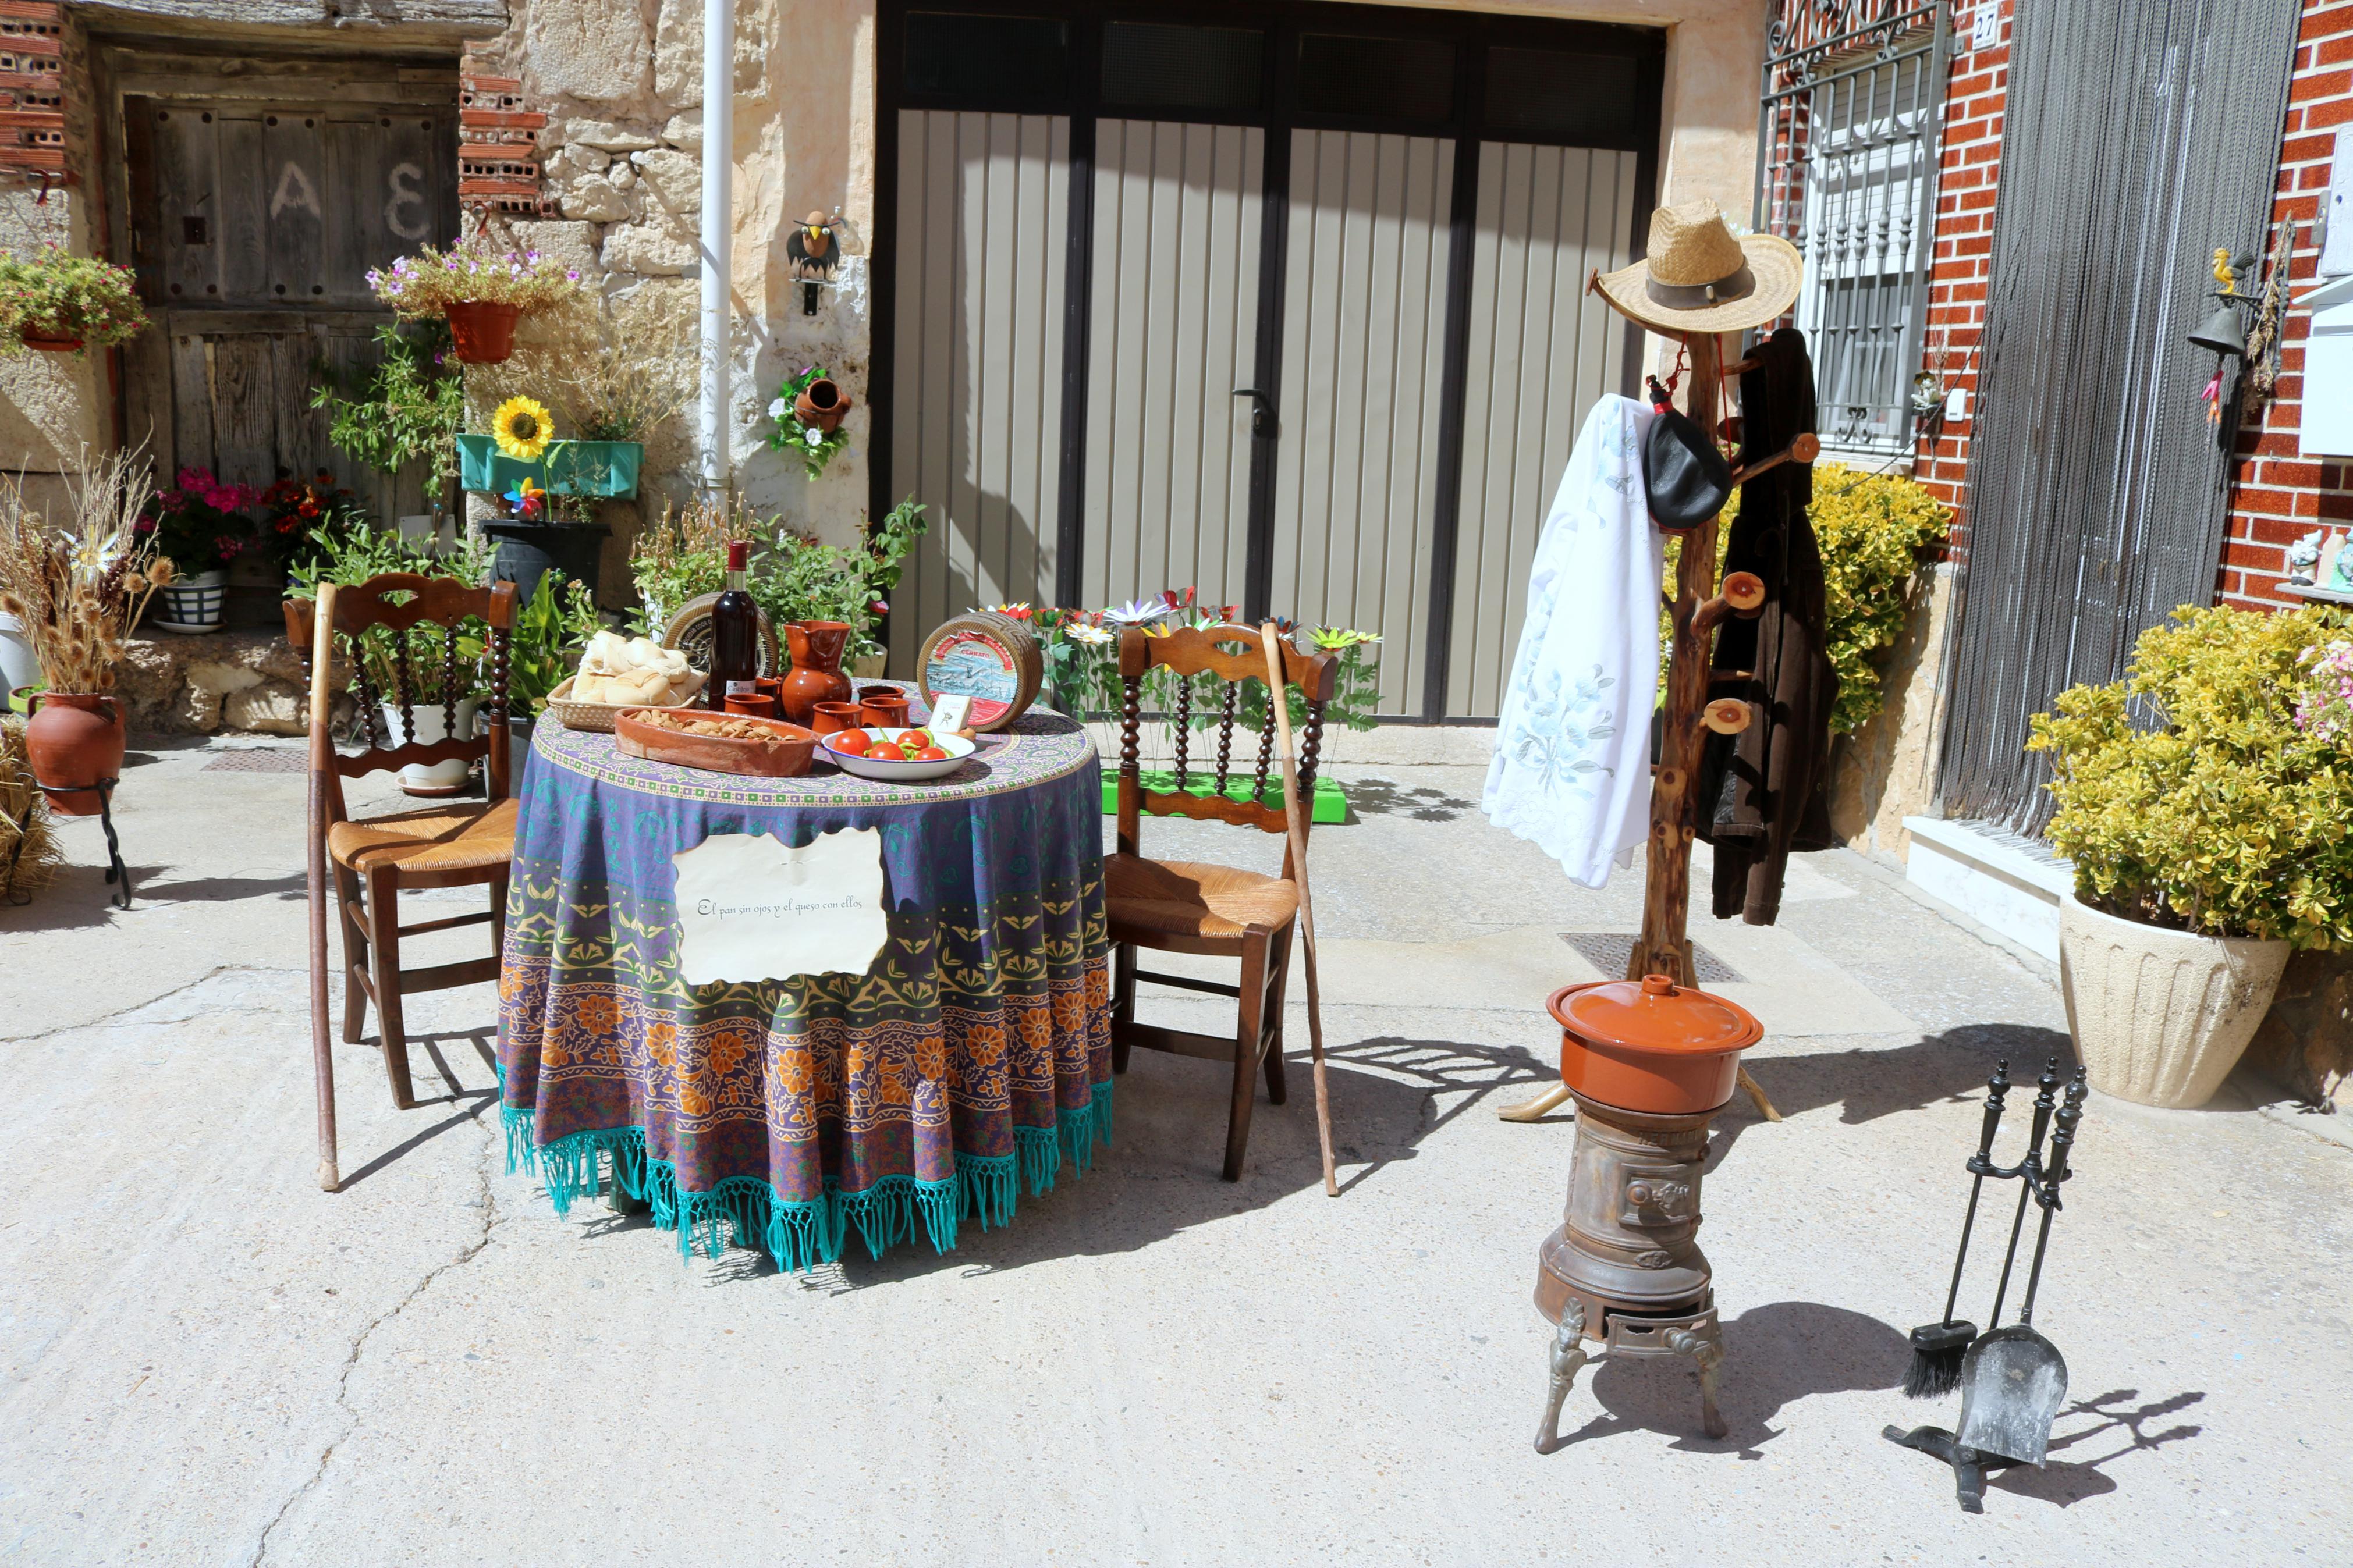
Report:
491,395,555,461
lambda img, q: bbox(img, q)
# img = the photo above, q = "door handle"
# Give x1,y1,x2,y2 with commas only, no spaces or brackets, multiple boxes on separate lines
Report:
1233,386,1275,439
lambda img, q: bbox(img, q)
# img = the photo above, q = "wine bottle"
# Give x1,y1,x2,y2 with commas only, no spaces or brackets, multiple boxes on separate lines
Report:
709,539,758,709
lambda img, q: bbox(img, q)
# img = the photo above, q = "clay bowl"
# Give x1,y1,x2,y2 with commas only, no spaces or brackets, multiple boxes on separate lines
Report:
723,692,779,719
613,706,819,778
860,691,911,728
1546,973,1763,1116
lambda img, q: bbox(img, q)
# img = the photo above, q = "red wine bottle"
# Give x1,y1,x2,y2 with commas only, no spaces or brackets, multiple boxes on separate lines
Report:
709,539,758,709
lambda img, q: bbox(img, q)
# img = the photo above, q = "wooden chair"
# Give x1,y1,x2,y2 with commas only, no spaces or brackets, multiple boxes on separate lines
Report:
287,575,517,1191
1109,624,1337,1181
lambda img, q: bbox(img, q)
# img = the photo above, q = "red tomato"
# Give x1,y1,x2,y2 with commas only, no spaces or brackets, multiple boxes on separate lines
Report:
901,728,931,747
911,745,949,761
831,730,871,755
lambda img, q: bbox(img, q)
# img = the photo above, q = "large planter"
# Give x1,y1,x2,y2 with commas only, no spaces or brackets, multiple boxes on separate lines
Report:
443,300,520,364
456,434,641,500
482,518,610,607
18,326,83,353
2058,891,2291,1108
151,569,229,634
382,699,480,794
23,691,125,816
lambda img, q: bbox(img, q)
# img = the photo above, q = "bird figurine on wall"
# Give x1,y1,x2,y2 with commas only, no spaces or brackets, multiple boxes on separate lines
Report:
786,208,844,315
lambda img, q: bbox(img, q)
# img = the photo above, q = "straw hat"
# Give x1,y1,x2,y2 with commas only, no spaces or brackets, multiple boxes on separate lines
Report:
1593,198,1802,335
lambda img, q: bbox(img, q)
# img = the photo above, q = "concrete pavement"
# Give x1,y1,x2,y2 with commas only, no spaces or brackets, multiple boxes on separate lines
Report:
2,737,2348,1565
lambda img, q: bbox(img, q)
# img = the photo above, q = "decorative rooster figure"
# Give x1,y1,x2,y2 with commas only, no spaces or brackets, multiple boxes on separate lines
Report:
786,208,843,315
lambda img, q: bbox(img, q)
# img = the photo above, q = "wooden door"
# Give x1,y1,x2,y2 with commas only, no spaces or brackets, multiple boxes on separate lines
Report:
121,94,460,521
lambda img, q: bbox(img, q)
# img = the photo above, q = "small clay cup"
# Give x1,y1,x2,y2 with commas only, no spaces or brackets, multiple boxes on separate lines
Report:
810,701,864,736
723,692,779,719
860,689,911,728
754,675,787,703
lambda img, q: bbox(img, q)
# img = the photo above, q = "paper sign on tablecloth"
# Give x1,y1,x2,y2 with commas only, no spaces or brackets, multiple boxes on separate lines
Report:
672,828,889,986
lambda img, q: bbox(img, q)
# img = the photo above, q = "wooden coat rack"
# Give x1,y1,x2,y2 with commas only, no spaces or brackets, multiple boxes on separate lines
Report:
1503,322,1818,1125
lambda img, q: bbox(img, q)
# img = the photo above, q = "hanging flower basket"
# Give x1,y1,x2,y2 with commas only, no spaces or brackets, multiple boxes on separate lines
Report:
18,328,83,354
0,249,148,357
443,300,521,364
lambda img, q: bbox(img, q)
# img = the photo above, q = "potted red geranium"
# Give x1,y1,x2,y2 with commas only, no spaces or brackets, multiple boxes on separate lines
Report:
255,469,366,581
137,468,259,634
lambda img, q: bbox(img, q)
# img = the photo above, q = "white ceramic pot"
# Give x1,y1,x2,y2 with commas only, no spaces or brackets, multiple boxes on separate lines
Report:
2057,891,2290,1108
380,698,480,791
0,611,39,695
152,569,229,633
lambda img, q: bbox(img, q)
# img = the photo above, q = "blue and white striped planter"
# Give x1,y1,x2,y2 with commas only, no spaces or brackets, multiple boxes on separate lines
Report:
151,570,229,634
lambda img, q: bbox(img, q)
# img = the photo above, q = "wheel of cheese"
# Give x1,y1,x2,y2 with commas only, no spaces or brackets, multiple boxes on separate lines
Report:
917,612,1042,731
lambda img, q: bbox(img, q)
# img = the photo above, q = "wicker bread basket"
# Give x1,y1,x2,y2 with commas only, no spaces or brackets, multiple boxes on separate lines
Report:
546,670,708,733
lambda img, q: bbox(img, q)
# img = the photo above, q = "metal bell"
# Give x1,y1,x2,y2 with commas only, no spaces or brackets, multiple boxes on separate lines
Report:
2187,302,2247,357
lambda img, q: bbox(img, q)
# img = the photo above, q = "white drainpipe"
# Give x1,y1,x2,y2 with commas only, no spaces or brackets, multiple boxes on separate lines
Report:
699,0,734,497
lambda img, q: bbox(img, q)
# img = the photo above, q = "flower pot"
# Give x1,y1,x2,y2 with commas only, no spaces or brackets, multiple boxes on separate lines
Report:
779,620,854,726
382,699,480,794
793,377,851,433
19,327,83,353
482,518,610,608
443,300,520,364
850,651,888,680
2057,892,2290,1108
23,691,125,817
151,570,229,634
456,434,643,500
0,612,40,694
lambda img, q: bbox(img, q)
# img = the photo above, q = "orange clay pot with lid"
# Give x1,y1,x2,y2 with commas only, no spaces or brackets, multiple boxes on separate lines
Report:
1545,973,1765,1115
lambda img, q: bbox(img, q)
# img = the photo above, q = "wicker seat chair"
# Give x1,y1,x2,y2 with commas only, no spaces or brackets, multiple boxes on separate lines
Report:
1108,624,1336,1181
287,574,517,1190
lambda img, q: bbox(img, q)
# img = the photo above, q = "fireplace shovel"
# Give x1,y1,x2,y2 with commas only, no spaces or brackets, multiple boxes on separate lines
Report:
1953,1074,2083,1468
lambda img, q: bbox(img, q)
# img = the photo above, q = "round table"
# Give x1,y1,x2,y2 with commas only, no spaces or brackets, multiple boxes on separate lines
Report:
496,696,1112,1272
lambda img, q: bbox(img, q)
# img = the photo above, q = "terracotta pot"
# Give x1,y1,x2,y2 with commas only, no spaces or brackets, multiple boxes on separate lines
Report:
778,620,854,726
793,377,851,433
723,692,779,719
23,691,125,817
19,328,83,353
809,701,864,736
1546,974,1764,1116
443,300,521,364
2059,892,2290,1108
859,689,911,730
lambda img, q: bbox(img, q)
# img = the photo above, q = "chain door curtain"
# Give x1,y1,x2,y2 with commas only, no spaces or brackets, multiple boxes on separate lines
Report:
1933,0,2303,835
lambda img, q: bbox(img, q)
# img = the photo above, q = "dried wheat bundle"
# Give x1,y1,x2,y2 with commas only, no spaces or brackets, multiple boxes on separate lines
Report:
0,715,59,899
0,447,160,694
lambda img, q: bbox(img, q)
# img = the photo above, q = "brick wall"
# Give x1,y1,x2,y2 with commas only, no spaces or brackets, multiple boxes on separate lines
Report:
1911,1,2008,555
2218,0,2353,609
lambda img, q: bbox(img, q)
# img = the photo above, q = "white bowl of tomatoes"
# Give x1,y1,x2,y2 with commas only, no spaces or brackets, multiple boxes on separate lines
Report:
821,726,978,781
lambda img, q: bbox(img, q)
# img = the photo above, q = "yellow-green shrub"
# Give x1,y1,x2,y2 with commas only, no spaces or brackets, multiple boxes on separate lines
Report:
1662,463,1950,733
2027,603,2353,947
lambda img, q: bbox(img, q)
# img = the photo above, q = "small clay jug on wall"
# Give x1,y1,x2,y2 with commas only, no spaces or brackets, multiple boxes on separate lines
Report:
793,378,852,433
443,300,520,364
24,691,125,817
778,620,855,726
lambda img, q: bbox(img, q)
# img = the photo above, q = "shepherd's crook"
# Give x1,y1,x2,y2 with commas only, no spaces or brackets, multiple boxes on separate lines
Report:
1262,623,1337,1196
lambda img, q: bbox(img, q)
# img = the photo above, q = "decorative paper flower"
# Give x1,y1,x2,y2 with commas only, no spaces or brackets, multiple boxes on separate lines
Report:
1102,598,1167,626
492,396,555,461
1066,623,1115,646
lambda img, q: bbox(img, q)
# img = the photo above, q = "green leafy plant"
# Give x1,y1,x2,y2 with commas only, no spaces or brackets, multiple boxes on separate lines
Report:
368,240,582,317
460,570,603,713
310,321,466,503
285,518,496,704
629,495,926,659
764,364,852,479
2027,603,2353,948
0,248,148,352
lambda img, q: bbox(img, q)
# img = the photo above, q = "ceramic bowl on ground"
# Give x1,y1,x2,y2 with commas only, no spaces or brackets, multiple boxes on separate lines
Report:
821,726,977,782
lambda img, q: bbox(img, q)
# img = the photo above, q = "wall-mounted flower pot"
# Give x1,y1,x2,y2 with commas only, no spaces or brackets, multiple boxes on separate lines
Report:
456,434,641,500
443,300,520,364
19,328,83,353
794,377,851,433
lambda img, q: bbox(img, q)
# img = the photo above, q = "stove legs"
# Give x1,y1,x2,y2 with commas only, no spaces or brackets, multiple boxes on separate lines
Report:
1533,1302,1588,1453
1667,1325,1729,1439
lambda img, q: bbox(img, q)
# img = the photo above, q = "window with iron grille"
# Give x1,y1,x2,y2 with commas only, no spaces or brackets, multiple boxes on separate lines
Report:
1756,2,1950,458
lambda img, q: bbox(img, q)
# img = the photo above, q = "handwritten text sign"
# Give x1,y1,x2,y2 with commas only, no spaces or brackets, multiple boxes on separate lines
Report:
672,828,888,987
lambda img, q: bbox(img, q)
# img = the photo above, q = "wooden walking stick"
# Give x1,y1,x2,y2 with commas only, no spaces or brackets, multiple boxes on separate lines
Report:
1262,623,1338,1196
307,588,342,1191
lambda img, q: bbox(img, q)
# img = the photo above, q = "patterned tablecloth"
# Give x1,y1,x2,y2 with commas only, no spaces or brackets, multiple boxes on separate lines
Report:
497,695,1112,1271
